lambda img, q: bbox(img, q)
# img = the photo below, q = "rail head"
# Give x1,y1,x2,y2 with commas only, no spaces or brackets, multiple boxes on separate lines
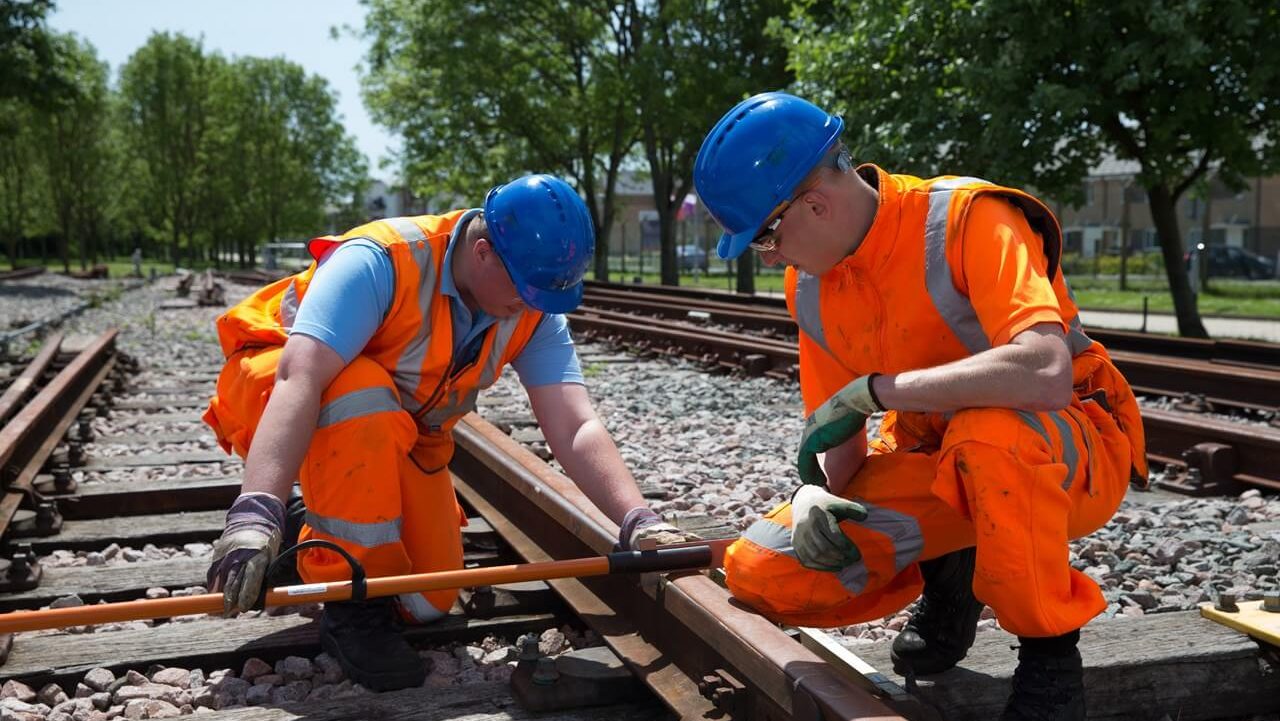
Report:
453,413,905,721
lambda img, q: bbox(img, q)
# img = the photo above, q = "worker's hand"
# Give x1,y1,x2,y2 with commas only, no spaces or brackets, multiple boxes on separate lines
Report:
206,493,285,614
618,507,703,550
797,375,883,485
790,484,868,572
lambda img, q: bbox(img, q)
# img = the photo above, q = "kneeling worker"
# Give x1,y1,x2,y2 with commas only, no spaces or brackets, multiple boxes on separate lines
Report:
202,175,697,690
694,93,1145,720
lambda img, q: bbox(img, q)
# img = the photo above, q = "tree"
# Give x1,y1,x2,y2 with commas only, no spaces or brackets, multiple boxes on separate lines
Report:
206,56,366,266
37,33,118,271
621,0,791,288
361,0,636,279
0,0,71,108
0,99,42,267
119,32,218,266
782,0,1280,337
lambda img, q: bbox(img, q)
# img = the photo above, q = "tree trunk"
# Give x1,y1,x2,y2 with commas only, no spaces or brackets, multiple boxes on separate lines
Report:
735,252,755,294
658,207,678,286
1146,185,1208,338
1119,182,1131,291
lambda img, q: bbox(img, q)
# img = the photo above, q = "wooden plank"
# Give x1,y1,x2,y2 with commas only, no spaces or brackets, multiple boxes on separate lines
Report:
61,476,242,519
79,450,231,469
0,556,209,611
191,682,667,721
1,612,561,689
1,547,515,612
848,611,1280,721
27,510,224,553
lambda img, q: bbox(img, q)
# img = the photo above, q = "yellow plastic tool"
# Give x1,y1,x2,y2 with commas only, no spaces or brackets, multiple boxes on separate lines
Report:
1199,599,1280,647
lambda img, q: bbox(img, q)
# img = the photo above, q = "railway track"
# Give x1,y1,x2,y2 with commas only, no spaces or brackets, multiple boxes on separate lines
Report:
575,282,1280,497
0,279,1274,720
0,329,924,720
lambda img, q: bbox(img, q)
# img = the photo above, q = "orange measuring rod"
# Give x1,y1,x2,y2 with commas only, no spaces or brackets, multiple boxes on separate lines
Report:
0,545,715,634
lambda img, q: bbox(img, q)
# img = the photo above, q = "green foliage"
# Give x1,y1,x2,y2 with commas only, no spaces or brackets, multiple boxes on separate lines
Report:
359,0,791,284
361,0,637,277
1060,251,1165,277
779,0,1280,336
38,33,119,272
0,0,71,108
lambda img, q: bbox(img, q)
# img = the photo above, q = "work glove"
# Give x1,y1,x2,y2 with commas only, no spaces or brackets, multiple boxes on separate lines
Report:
618,507,703,551
206,492,285,614
790,484,868,572
797,374,884,485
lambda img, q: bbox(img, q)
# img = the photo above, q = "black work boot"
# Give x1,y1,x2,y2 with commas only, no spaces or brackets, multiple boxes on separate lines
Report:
320,597,428,691
890,547,984,675
1001,630,1086,720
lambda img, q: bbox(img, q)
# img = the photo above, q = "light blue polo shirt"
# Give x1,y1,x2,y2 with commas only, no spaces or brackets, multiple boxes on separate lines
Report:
289,211,583,387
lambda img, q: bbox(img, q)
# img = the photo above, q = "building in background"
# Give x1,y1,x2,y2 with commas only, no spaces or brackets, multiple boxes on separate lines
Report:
1051,156,1280,270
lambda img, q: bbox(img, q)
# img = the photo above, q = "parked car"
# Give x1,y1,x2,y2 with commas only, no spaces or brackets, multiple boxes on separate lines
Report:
676,244,709,272
1184,245,1276,279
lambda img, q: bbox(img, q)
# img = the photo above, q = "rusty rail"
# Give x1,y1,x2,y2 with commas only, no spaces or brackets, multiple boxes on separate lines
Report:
0,331,117,540
451,414,912,721
0,333,64,426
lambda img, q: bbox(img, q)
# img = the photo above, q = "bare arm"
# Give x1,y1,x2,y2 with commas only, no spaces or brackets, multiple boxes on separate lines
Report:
239,334,347,502
873,323,1073,413
526,382,647,524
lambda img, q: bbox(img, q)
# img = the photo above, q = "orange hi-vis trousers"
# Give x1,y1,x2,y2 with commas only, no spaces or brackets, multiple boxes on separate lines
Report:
203,346,466,624
724,393,1131,638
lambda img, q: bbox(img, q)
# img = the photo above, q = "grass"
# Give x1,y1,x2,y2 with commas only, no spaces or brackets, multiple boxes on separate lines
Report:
8,259,178,278
1067,276,1280,318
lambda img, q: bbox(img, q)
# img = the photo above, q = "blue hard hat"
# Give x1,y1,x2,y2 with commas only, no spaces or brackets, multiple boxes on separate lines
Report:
484,174,595,314
694,92,845,260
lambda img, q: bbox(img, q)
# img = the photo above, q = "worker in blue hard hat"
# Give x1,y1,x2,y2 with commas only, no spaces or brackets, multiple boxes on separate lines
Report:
203,173,701,691
695,92,1145,721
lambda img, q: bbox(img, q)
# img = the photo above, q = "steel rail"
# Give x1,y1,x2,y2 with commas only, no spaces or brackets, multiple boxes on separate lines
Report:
568,311,1280,493
583,289,1280,409
0,333,64,426
0,330,118,539
451,414,909,721
583,279,1280,368
1142,407,1280,492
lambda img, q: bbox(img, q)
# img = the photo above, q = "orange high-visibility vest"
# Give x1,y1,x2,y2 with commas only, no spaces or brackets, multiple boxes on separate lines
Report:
787,165,1146,479
208,211,544,471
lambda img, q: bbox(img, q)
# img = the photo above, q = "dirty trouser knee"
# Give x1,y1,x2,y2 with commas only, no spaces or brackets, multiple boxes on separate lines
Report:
724,452,976,628
931,401,1130,638
203,348,463,623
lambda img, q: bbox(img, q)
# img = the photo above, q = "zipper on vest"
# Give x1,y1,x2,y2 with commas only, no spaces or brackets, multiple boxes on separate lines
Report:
412,347,484,432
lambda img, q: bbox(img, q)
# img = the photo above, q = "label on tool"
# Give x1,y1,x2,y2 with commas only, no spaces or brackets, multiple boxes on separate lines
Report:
284,583,327,597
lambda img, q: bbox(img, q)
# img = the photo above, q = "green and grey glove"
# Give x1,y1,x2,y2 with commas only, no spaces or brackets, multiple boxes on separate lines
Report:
796,374,884,485
790,484,868,572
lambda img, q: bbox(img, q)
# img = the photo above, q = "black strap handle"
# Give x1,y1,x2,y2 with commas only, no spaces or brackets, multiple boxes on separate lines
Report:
254,539,368,611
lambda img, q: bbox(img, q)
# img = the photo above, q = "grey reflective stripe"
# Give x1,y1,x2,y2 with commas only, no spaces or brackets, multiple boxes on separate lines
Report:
1016,410,1077,491
835,501,924,595
420,314,523,429
305,510,401,547
924,177,993,355
280,280,301,329
317,387,401,428
387,214,454,411
793,271,831,354
1066,314,1093,356
742,517,798,559
1047,412,1079,491
398,592,447,623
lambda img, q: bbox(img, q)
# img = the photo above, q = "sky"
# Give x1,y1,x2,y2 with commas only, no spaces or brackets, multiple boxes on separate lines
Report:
48,0,398,178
